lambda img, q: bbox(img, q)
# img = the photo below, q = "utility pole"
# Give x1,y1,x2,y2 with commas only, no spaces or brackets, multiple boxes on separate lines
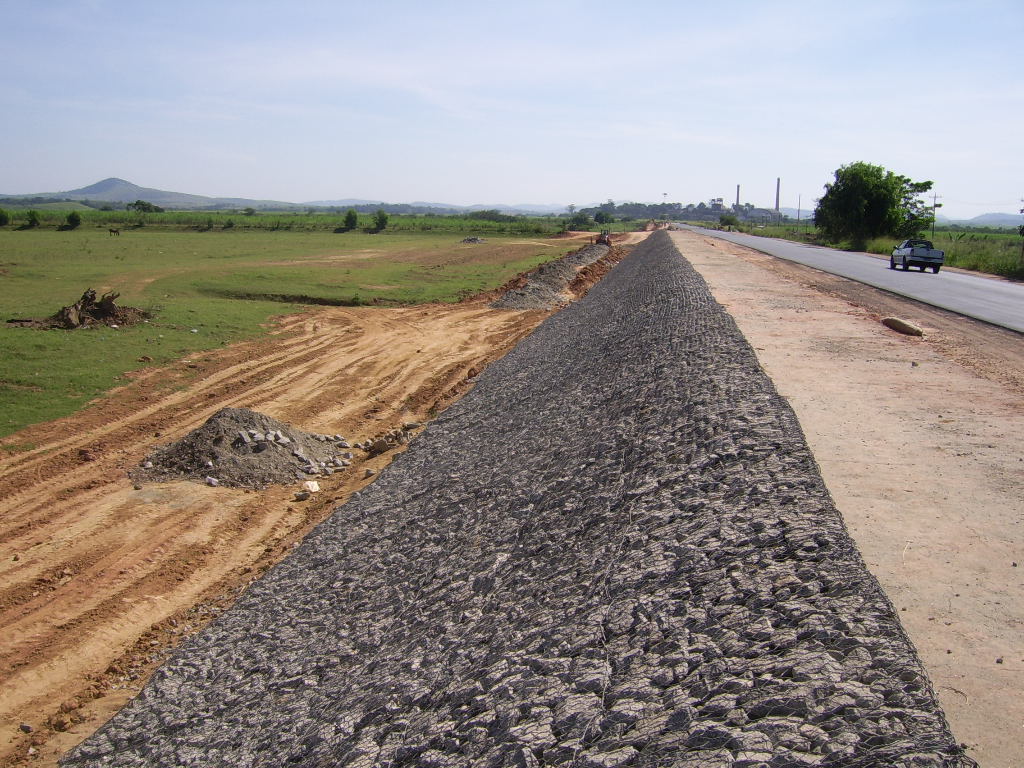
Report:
931,192,943,239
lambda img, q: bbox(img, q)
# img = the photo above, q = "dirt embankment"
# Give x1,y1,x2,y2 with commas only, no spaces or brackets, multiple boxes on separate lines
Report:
0,244,632,767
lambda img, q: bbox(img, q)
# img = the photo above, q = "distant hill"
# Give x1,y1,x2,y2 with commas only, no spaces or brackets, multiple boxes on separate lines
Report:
302,198,388,208
0,178,300,211
304,199,567,216
962,212,1022,228
0,179,568,215
783,207,1020,228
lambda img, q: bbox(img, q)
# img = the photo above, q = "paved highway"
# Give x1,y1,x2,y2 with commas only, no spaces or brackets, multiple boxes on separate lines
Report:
680,225,1024,333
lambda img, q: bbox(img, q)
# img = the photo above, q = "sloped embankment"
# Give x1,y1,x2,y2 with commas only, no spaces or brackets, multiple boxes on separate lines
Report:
490,243,609,310
64,231,972,767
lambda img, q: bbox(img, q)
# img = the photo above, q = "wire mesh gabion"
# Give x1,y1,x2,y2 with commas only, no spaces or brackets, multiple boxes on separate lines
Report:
62,230,975,768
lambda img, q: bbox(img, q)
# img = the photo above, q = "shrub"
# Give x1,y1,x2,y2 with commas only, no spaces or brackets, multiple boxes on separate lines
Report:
0,208,9,226
66,211,82,229
814,161,932,249
567,212,592,231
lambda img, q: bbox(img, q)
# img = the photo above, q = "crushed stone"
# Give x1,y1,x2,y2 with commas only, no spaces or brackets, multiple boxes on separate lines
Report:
491,243,609,310
66,232,973,768
131,407,351,489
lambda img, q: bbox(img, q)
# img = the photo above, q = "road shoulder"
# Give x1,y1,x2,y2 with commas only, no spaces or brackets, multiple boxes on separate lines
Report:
672,229,1023,767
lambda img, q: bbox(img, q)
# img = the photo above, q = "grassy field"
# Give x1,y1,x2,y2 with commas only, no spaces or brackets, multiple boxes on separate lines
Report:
0,228,569,440
0,207,572,235
890,229,1024,278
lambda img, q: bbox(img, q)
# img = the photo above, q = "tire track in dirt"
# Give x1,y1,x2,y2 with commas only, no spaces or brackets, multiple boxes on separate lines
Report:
61,231,969,768
0,302,546,766
0,243,632,767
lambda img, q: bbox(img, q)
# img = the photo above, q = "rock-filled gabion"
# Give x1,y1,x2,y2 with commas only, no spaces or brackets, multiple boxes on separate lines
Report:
490,243,609,310
64,231,973,767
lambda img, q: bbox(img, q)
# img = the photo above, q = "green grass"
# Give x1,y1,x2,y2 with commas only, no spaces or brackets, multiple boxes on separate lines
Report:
0,207,574,235
725,221,1024,280
868,230,1024,279
0,229,565,439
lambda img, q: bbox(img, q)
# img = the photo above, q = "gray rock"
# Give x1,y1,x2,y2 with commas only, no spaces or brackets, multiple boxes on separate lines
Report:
580,746,638,768
63,232,972,768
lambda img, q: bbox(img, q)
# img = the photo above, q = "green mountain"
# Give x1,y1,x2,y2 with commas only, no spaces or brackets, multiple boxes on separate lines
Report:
1,178,299,211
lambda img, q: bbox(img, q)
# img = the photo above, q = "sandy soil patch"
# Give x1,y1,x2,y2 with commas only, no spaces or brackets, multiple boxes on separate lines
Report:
0,301,546,766
0,244,631,768
671,229,1023,768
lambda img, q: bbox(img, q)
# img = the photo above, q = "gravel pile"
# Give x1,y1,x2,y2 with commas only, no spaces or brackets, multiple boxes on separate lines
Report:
66,232,972,767
131,407,355,489
490,243,609,310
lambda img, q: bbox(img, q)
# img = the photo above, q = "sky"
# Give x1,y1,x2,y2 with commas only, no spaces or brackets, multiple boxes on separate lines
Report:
1,0,1022,219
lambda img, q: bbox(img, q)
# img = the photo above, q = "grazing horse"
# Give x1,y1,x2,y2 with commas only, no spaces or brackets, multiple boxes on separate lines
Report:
108,228,120,236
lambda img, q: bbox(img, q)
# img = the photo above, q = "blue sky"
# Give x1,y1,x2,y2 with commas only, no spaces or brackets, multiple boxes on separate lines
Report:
1,0,1021,218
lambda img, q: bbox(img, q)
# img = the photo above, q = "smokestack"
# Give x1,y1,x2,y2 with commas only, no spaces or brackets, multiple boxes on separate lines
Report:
736,184,740,209
775,178,781,212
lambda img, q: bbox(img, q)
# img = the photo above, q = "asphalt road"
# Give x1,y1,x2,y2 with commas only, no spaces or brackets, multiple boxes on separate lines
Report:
680,226,1024,333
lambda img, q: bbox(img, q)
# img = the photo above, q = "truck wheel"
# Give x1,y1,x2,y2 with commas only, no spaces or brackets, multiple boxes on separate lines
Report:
889,256,896,270
932,265,940,274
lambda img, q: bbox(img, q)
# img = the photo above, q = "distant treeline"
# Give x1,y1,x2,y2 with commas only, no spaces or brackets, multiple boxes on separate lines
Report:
0,196,553,218
577,199,783,223
0,206,586,235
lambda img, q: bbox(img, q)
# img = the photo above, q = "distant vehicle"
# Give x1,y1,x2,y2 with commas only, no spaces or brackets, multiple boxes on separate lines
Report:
890,239,944,273
596,230,612,246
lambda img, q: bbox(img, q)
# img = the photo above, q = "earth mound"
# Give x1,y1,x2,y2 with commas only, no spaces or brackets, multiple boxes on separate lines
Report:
490,243,609,310
131,407,355,489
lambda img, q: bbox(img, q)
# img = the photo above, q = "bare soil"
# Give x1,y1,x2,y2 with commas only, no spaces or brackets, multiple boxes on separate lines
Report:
0,241,627,768
2,229,1020,767
671,229,1024,768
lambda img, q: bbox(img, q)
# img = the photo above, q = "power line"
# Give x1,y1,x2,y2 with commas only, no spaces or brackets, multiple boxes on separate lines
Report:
941,197,1020,207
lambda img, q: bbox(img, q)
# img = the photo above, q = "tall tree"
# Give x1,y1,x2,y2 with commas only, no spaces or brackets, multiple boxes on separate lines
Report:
127,199,164,214
814,162,933,248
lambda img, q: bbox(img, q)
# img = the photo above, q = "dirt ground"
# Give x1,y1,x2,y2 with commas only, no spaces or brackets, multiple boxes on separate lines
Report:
0,235,629,768
2,229,1020,766
671,229,1023,768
